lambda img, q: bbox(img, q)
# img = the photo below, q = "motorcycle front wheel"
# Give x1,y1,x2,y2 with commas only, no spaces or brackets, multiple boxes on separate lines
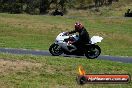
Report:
49,43,63,56
85,45,101,59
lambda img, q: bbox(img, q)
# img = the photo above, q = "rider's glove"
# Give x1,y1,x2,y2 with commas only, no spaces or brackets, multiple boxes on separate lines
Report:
67,41,74,45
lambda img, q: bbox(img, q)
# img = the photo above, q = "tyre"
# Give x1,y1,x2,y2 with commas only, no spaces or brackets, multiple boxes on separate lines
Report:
49,43,63,56
85,45,101,59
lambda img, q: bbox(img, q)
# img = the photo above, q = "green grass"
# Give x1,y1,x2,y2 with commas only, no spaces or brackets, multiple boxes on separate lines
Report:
0,53,131,88
0,13,132,56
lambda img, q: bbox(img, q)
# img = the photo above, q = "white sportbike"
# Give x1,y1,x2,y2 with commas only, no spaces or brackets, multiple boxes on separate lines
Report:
49,32,103,59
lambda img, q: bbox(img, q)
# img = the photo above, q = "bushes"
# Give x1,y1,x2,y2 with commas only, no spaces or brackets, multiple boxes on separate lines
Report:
0,0,124,14
0,0,50,14
25,0,40,14
10,3,22,14
0,1,22,14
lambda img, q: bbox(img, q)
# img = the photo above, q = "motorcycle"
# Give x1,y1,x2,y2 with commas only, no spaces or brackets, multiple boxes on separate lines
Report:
49,32,103,59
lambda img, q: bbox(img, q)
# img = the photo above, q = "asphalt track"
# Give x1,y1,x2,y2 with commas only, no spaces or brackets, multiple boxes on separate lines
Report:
0,48,132,63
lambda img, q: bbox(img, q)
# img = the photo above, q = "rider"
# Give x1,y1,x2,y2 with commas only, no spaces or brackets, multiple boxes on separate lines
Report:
66,22,90,50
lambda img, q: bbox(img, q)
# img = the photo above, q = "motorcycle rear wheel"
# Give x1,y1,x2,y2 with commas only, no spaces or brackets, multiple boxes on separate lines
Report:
49,43,63,56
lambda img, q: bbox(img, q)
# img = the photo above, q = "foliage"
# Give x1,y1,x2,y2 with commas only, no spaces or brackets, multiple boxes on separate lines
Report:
0,0,121,14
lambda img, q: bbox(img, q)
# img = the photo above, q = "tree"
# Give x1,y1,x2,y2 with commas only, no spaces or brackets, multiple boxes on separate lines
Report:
39,0,50,14
25,0,40,14
108,0,113,5
74,0,93,9
94,0,105,7
59,0,66,10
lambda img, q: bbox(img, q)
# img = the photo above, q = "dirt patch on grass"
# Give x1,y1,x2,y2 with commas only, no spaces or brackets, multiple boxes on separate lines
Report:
0,59,42,74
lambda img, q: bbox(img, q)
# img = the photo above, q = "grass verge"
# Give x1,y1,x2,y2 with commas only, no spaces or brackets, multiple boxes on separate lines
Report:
0,53,131,88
